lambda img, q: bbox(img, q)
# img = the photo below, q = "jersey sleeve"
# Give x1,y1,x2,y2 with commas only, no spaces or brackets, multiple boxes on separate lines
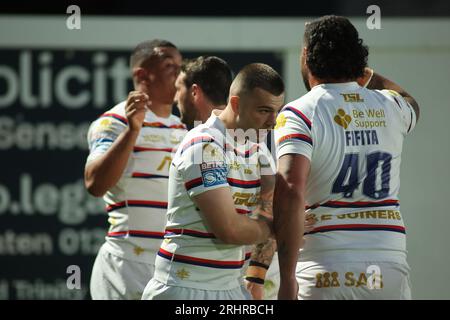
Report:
381,89,417,135
86,116,127,163
274,107,313,160
178,137,230,198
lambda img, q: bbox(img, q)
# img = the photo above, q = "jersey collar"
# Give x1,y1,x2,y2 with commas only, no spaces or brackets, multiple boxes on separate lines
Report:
314,81,361,90
205,110,226,135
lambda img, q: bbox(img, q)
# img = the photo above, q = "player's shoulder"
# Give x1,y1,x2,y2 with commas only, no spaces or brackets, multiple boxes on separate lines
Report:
285,86,328,113
101,101,127,118
368,88,411,111
108,101,127,114
177,125,217,153
174,125,223,167
92,101,128,126
88,101,128,132
278,92,319,130
371,88,400,100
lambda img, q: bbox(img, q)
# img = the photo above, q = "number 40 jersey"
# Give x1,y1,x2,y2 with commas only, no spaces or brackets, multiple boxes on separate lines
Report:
274,82,417,263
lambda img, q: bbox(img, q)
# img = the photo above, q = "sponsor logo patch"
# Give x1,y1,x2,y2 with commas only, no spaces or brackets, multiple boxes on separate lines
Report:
200,162,228,188
334,108,352,129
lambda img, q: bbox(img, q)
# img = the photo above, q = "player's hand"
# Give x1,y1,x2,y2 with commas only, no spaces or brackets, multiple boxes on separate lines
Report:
299,213,316,248
304,212,316,233
257,212,274,237
125,91,150,131
278,278,298,300
245,279,265,300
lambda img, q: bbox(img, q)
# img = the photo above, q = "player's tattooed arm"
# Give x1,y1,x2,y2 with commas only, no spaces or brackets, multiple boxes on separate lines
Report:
246,239,276,299
245,174,276,299
251,174,276,265
254,173,275,219
258,197,274,217
250,238,277,267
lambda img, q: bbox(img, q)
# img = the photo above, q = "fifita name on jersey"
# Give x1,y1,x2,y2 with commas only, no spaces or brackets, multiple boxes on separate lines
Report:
345,130,379,146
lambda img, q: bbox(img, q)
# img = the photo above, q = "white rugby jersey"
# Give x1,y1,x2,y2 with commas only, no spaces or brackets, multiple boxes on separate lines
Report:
86,101,187,263
153,112,275,290
274,82,417,263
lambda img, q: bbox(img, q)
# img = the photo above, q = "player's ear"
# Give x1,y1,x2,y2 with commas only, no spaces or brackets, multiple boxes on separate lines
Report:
301,47,308,65
191,84,200,101
229,96,240,115
133,67,153,84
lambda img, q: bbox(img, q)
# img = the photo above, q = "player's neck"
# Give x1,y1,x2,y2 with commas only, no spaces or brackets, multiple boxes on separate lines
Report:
147,102,172,118
199,103,226,123
218,107,250,145
217,106,236,130
310,76,355,88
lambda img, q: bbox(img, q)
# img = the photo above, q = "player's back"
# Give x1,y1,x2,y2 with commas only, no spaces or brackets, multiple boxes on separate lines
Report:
275,82,417,262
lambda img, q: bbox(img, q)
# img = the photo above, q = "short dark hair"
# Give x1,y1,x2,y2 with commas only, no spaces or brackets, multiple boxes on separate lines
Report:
233,63,284,97
304,15,369,80
181,56,233,106
129,39,177,69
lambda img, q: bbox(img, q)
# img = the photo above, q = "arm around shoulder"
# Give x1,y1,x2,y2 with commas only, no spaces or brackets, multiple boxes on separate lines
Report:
192,187,272,245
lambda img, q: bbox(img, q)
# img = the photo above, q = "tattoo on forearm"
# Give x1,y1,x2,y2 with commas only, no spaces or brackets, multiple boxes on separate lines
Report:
251,238,277,267
251,175,276,265
259,199,273,215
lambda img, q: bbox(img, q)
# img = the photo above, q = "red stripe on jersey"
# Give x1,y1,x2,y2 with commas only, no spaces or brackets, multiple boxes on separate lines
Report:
322,199,399,208
133,146,174,152
128,230,166,238
277,133,312,145
227,178,260,186
185,177,203,190
236,208,252,215
100,113,128,125
283,106,312,129
143,122,186,129
180,136,216,153
106,200,168,212
158,248,245,268
165,228,215,238
305,224,406,235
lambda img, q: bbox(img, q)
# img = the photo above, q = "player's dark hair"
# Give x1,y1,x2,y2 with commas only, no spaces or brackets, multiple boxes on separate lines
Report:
182,56,233,106
304,15,369,80
235,63,284,97
129,39,177,69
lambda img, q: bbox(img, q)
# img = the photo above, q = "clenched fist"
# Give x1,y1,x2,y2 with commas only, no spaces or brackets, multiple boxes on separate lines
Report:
125,91,151,131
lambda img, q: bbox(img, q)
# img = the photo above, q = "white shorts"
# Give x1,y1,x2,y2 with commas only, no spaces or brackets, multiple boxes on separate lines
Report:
142,278,252,300
90,243,155,300
296,260,412,300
